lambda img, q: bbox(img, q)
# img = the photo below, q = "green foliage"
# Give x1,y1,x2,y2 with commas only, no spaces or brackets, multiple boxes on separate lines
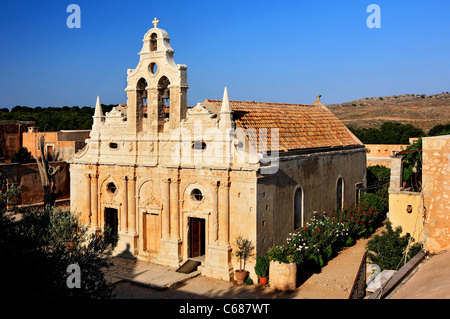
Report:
348,122,425,144
0,104,117,131
428,123,450,136
268,193,386,270
0,186,118,299
254,255,269,278
244,276,254,285
366,221,422,271
332,195,384,239
366,165,390,212
11,146,35,164
402,138,422,191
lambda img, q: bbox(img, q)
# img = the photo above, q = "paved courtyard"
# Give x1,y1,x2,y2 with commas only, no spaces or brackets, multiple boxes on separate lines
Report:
106,234,372,299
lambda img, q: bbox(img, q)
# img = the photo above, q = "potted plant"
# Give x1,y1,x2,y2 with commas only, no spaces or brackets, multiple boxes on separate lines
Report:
234,235,254,284
254,255,269,285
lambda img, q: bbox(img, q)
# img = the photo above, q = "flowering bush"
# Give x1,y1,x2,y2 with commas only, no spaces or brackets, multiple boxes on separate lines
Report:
331,194,384,239
267,194,385,269
268,213,350,268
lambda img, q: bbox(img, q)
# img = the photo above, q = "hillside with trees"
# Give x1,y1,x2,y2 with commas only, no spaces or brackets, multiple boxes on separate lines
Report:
327,92,450,131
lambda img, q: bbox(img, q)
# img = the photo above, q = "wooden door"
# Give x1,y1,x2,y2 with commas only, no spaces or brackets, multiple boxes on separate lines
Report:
189,218,205,258
143,213,160,253
104,208,118,236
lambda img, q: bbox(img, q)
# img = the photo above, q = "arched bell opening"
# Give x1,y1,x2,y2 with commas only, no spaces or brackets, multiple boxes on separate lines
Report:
150,33,157,52
137,78,148,119
158,76,171,120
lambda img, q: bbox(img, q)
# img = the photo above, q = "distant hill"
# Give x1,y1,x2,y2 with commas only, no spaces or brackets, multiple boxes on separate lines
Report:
327,92,450,131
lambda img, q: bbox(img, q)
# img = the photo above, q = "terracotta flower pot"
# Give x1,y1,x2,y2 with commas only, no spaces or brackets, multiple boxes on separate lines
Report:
259,276,268,286
235,270,248,284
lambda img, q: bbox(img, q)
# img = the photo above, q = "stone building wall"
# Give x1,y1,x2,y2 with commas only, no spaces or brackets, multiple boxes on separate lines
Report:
422,135,450,253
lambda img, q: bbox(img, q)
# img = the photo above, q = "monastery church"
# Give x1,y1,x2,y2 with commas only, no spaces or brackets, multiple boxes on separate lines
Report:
69,19,366,280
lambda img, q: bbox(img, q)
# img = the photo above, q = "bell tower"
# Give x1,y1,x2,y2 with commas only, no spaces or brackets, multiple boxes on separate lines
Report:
125,18,189,134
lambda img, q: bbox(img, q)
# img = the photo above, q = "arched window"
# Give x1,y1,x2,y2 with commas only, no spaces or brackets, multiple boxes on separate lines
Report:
336,177,344,211
294,186,304,230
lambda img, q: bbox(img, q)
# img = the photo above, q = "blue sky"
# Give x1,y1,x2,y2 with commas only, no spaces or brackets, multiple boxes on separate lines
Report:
0,0,449,109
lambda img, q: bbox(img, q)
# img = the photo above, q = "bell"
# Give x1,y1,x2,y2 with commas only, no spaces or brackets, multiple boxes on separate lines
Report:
162,88,170,99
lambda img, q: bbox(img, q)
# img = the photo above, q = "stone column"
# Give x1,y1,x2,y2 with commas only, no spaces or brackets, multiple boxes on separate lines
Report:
210,180,219,245
170,177,180,241
90,173,99,230
121,176,128,233
159,177,181,267
83,173,91,226
199,180,233,281
162,178,171,240
127,176,137,235
219,181,230,245
389,155,403,192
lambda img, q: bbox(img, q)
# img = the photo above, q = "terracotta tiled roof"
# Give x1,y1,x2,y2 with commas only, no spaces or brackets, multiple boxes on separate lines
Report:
203,99,362,152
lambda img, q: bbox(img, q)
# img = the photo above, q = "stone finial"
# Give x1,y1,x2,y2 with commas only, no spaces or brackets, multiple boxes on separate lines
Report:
316,95,321,101
92,96,104,132
221,86,231,114
94,96,104,118
219,86,233,130
152,17,159,28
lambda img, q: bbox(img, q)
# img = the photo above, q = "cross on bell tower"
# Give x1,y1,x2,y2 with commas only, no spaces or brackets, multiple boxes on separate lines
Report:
152,17,159,28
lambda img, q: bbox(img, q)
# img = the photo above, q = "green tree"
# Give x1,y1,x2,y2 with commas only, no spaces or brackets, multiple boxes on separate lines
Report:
11,146,35,164
366,221,421,271
428,123,450,136
0,181,118,299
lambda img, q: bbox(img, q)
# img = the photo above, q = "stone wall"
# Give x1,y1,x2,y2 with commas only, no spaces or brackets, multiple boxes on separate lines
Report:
422,135,450,253
0,161,70,206
0,120,35,161
366,144,409,168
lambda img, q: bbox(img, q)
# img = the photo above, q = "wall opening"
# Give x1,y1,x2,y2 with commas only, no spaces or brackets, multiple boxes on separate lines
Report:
336,177,344,211
104,207,118,236
150,33,157,51
137,78,148,120
158,76,171,120
294,186,304,230
189,217,205,258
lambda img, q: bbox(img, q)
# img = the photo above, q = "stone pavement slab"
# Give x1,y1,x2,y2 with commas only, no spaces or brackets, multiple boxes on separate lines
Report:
104,257,200,290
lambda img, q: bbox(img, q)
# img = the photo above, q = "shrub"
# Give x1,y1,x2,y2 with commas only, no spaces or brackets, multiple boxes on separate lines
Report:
244,276,253,285
366,221,422,271
11,147,35,164
254,255,269,278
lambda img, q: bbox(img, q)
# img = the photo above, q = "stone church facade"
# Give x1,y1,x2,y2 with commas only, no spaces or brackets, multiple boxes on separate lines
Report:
69,20,366,281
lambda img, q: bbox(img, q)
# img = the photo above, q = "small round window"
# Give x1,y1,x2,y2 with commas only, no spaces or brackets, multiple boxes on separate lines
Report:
109,142,118,149
191,188,203,202
149,62,158,74
192,140,207,150
107,182,117,194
